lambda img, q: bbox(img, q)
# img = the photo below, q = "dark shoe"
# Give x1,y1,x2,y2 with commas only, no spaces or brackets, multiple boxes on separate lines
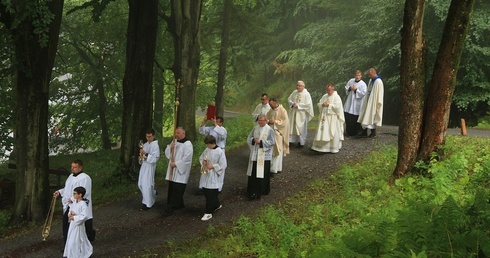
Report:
369,129,377,138
358,128,368,137
248,194,257,200
298,143,304,148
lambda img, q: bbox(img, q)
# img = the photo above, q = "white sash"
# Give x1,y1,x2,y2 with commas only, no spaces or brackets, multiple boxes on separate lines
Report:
247,125,270,178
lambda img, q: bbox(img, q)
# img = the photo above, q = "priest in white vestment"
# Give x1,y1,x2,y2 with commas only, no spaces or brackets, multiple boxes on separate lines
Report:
63,186,93,258
312,84,345,153
138,128,160,210
252,93,271,123
246,115,275,200
288,81,314,147
199,116,227,191
358,68,384,137
164,127,193,215
265,98,290,173
344,70,367,136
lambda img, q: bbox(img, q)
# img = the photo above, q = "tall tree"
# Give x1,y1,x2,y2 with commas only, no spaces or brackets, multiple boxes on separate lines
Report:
0,0,64,223
165,0,204,141
214,0,232,117
119,0,159,179
394,0,426,177
395,0,476,177
70,40,112,149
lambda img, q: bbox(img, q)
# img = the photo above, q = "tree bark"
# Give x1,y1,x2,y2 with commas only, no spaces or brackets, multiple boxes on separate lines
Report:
119,0,159,179
417,0,476,161
168,0,203,141
0,0,64,224
393,0,426,177
215,0,232,118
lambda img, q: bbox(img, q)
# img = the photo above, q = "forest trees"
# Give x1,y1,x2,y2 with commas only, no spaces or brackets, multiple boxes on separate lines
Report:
164,0,204,141
119,0,159,179
0,0,64,223
394,0,476,177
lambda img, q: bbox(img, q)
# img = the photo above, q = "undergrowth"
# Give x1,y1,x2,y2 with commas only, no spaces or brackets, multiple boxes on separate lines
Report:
159,135,490,257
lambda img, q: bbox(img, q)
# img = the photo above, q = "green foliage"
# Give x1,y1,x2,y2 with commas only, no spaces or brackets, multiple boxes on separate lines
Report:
158,135,490,257
48,0,127,153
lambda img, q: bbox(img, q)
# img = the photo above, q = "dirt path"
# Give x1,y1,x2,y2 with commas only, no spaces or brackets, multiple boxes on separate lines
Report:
0,126,487,257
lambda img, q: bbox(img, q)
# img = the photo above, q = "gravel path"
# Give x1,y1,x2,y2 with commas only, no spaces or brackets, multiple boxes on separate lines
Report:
0,125,487,257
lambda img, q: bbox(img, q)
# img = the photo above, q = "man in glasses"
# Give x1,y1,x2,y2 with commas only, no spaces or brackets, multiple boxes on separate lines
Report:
252,93,271,123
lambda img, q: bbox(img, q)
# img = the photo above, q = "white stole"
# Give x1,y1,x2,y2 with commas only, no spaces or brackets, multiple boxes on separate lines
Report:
247,125,271,178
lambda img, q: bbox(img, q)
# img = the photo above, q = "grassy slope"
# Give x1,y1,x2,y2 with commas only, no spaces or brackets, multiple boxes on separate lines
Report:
158,135,490,257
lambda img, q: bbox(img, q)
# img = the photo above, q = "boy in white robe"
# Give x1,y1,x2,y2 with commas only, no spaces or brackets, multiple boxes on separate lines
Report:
138,128,160,210
63,186,93,258
199,135,227,221
312,84,345,153
198,116,227,191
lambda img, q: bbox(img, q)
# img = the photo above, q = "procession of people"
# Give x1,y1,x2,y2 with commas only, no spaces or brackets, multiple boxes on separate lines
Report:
53,68,383,257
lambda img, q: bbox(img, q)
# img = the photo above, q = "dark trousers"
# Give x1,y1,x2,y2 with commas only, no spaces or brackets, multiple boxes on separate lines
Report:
167,181,187,209
62,207,96,245
203,188,220,214
344,112,361,136
247,160,271,197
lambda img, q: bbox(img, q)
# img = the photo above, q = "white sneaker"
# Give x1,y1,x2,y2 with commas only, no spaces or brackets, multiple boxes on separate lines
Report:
214,205,222,212
201,213,212,221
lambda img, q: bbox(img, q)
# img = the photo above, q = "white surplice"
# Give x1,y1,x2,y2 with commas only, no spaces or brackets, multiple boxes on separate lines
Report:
63,199,93,258
138,140,160,208
199,147,227,189
358,77,384,128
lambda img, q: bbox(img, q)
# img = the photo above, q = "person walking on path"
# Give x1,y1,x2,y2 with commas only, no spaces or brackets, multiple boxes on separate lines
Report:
358,68,384,137
252,93,271,123
246,115,275,200
288,81,314,147
266,98,290,173
198,135,227,221
344,70,367,136
164,127,193,215
311,84,345,153
54,159,95,249
138,128,160,210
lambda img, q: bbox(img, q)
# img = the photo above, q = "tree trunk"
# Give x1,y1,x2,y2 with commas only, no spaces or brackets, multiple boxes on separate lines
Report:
153,24,165,137
393,0,426,178
119,0,159,179
1,0,64,224
168,0,203,141
417,0,476,161
95,76,112,150
153,67,164,137
215,0,232,118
